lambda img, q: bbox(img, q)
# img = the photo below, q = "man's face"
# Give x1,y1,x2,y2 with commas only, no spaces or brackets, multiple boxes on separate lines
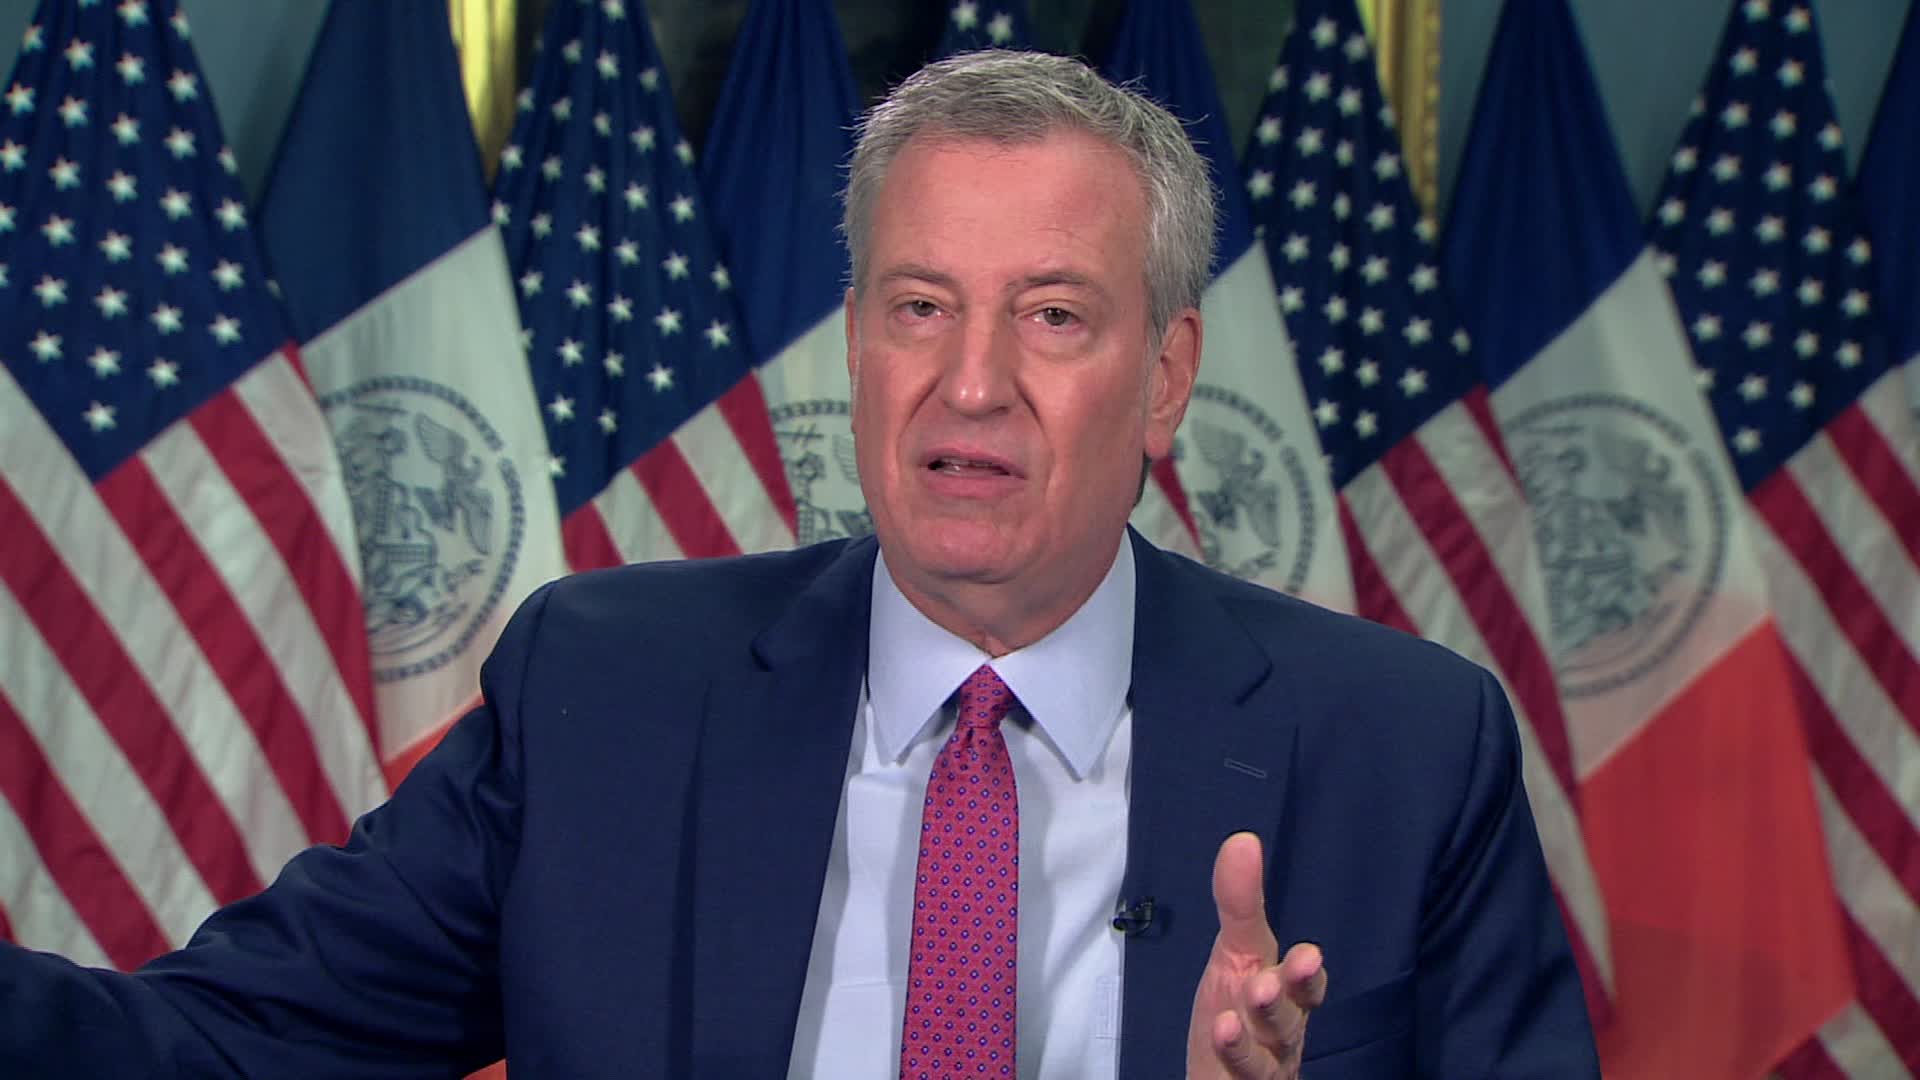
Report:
847,129,1197,640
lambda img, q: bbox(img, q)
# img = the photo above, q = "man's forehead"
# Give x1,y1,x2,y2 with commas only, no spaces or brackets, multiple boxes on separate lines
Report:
892,124,1132,169
856,127,1150,298
870,130,1146,235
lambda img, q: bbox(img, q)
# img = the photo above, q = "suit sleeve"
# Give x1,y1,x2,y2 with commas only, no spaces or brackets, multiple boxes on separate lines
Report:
1414,671,1601,1079
0,580,559,1079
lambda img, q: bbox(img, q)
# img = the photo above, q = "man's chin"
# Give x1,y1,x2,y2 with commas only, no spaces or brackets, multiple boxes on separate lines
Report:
890,524,1028,587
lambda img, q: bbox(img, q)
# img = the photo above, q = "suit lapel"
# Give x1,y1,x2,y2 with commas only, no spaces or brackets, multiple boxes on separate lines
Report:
680,532,1305,1076
688,540,877,1077
1118,531,1303,1079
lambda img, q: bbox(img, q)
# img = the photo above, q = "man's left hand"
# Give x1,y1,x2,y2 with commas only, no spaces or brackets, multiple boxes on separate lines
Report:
1186,832,1329,1079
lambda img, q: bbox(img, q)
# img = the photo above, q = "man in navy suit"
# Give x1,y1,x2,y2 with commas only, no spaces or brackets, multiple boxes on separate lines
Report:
0,51,1597,1078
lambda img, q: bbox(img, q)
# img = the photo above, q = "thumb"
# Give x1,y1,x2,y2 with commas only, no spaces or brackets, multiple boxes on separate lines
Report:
1211,831,1277,960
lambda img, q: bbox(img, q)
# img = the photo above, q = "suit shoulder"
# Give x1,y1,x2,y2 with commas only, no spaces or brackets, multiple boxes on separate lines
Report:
522,539,858,637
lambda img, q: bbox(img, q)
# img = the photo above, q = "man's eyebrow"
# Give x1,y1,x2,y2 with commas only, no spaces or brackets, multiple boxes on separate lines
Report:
870,265,1109,297
1013,270,1103,294
874,263,957,290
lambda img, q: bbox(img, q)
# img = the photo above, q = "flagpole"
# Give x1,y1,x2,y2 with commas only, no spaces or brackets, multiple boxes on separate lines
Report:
1355,0,1441,216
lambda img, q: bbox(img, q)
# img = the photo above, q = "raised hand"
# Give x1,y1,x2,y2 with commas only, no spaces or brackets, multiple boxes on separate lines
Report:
1186,832,1329,1080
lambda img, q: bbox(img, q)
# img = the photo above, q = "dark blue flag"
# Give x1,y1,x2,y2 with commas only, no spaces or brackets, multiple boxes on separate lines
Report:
1857,4,1920,399
698,0,868,545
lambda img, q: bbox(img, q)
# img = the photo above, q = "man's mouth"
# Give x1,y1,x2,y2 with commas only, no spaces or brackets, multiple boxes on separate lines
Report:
928,456,1013,476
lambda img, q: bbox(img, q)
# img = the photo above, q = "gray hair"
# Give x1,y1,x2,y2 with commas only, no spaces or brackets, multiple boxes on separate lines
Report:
843,50,1218,340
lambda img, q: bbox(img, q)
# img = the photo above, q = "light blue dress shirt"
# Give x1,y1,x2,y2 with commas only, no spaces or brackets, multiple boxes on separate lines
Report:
787,538,1138,1079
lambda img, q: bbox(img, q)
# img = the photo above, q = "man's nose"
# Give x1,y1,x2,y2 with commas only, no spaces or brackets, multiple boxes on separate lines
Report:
938,315,1017,417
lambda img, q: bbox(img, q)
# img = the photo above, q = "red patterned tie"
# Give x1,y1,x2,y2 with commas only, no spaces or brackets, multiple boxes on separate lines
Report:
899,665,1020,1079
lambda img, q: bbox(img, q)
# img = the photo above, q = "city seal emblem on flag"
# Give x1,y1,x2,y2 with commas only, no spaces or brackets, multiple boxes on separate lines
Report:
769,398,873,545
321,376,527,684
1508,393,1729,698
1175,382,1320,593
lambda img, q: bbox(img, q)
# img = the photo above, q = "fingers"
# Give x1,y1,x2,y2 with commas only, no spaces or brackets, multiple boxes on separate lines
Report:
1213,944,1329,1079
1211,831,1278,960
1242,944,1326,1056
1205,834,1328,1080
1278,942,1328,1011
1243,943,1326,1043
1210,1009,1277,1080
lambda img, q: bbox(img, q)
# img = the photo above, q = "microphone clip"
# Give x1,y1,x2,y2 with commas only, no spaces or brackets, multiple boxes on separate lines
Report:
1111,896,1157,938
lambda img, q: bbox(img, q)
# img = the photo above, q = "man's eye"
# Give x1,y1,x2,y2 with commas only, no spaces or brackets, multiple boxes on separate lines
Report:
1037,307,1077,328
904,299,940,318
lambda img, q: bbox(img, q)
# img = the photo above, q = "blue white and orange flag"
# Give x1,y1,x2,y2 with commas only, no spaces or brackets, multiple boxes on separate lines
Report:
1445,1,1850,1074
260,0,570,782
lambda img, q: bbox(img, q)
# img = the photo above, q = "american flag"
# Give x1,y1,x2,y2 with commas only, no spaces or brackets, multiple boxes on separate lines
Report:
494,0,794,569
1101,0,1352,609
936,0,1030,54
0,0,383,969
1650,2,1920,1074
1245,0,1610,1012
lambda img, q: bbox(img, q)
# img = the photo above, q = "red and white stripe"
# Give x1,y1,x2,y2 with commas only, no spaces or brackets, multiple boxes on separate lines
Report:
0,350,384,967
0,789,110,969
1338,389,1613,1010
1762,372,1920,1078
565,374,796,569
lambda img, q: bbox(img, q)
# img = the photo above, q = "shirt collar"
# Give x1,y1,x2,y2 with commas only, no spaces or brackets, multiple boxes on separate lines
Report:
867,538,1135,779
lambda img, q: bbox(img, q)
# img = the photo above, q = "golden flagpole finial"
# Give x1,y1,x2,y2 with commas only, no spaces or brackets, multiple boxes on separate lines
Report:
449,0,522,182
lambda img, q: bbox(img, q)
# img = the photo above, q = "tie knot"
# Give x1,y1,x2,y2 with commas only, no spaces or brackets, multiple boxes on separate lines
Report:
955,665,1016,731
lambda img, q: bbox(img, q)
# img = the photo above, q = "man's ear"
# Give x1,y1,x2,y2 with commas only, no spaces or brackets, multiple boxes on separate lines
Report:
843,287,862,425
1144,308,1201,461
843,287,859,382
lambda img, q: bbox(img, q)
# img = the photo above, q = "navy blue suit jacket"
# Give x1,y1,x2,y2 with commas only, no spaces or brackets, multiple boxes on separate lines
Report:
0,532,1598,1077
